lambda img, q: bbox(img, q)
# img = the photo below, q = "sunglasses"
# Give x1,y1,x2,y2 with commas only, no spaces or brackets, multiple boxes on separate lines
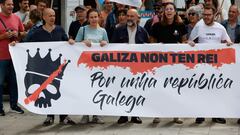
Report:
188,13,196,16
154,7,162,10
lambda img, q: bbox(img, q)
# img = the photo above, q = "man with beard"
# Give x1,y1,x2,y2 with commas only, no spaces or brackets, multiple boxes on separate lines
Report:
15,0,29,27
189,5,232,124
111,9,149,124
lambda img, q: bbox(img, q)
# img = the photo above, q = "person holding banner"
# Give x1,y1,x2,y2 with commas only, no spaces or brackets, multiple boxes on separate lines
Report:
0,0,25,116
189,5,233,124
27,8,76,126
150,2,187,124
221,5,240,44
111,8,149,124
69,8,108,124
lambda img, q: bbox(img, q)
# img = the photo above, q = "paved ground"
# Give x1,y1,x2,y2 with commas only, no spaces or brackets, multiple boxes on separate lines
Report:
1,101,240,135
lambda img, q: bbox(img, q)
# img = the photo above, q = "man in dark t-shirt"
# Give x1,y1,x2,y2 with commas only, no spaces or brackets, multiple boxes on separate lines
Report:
27,8,75,126
68,5,88,40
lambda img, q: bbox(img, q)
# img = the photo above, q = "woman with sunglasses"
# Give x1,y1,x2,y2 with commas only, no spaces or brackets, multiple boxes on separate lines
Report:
186,5,203,39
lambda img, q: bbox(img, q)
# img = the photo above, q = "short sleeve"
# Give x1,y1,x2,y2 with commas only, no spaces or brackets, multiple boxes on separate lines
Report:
221,26,231,41
102,29,109,43
75,26,84,42
189,23,199,41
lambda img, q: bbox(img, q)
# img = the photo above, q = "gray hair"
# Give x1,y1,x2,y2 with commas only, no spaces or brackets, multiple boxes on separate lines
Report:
186,5,203,19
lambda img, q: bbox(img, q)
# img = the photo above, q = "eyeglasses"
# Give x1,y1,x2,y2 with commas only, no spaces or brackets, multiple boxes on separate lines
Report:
165,8,174,11
188,13,196,16
154,7,162,11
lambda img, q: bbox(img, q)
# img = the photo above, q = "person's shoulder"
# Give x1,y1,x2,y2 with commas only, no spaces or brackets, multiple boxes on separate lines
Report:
152,22,161,28
70,20,79,25
33,25,44,33
213,22,225,30
194,19,204,27
55,25,65,31
115,24,127,31
11,13,20,18
137,25,147,31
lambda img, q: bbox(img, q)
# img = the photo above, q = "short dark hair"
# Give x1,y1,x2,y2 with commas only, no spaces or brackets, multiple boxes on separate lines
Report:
35,0,48,6
204,5,216,14
86,8,99,19
18,0,29,3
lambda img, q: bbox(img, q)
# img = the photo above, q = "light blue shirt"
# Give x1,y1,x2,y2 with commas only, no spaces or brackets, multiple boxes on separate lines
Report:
75,25,109,43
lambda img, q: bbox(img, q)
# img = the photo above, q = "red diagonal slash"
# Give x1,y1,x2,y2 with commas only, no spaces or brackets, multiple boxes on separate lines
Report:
24,60,67,105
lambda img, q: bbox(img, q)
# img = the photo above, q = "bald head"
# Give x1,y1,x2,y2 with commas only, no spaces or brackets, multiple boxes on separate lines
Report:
42,8,54,16
228,5,239,22
42,8,55,26
126,8,140,27
127,8,140,18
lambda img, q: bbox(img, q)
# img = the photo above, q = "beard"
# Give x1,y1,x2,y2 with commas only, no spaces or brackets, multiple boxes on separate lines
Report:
127,20,136,27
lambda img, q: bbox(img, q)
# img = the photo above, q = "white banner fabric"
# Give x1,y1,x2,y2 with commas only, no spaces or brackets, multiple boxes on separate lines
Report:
9,42,240,118
110,0,142,8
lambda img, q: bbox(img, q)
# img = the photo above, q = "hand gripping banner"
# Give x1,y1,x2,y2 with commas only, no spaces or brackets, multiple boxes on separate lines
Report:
9,42,240,118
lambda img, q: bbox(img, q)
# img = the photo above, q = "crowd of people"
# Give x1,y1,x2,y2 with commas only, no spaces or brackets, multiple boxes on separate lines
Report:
0,0,240,127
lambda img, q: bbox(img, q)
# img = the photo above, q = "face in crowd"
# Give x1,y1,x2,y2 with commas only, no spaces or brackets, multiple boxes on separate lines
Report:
203,8,214,26
19,0,29,12
204,0,213,7
164,3,176,21
76,8,86,21
126,9,139,27
104,0,113,11
116,3,125,11
153,3,163,17
43,8,56,26
1,0,14,16
188,9,199,24
117,10,127,25
228,5,239,22
37,1,47,13
87,9,99,27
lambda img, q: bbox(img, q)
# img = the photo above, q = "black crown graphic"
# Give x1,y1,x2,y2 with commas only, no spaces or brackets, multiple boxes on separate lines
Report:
26,48,70,79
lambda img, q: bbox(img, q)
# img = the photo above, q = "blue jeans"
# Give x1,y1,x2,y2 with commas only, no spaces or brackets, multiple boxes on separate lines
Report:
0,60,18,110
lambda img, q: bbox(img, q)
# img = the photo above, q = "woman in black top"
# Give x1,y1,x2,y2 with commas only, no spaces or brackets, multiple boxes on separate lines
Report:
150,2,187,124
150,3,188,44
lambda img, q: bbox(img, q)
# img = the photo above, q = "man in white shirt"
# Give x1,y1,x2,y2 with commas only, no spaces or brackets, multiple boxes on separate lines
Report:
189,5,232,124
189,6,232,45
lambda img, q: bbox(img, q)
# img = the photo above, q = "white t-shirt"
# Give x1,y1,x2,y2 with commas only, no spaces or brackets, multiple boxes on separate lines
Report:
127,26,137,44
15,11,29,25
189,19,230,43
